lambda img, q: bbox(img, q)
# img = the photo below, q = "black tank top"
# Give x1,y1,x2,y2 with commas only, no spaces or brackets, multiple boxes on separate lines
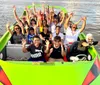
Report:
50,46,63,59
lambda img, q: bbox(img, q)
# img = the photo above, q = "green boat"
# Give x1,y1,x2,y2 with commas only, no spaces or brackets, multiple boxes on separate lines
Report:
0,4,100,85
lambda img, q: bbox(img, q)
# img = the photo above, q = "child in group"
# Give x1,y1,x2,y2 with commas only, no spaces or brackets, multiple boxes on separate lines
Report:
27,27,35,44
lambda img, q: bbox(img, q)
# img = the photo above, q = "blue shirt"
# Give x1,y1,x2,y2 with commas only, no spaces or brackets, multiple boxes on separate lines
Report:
27,34,35,44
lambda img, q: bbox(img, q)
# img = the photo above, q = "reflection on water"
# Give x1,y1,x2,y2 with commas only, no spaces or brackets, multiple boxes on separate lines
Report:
0,0,100,53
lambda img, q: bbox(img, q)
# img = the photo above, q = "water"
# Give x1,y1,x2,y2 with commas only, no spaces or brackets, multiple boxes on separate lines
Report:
0,0,100,54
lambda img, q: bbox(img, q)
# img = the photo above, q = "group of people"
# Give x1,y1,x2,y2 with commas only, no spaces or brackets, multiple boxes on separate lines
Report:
6,3,100,62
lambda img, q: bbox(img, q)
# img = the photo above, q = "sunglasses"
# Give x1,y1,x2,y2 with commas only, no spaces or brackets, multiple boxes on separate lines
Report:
15,27,20,30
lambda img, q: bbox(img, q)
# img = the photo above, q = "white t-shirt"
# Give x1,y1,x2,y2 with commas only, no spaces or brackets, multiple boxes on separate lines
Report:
50,23,56,33
50,23,62,34
52,32,64,40
64,27,80,45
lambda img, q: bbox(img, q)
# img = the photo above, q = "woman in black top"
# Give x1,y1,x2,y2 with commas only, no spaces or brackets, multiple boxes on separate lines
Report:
39,25,52,44
47,36,66,62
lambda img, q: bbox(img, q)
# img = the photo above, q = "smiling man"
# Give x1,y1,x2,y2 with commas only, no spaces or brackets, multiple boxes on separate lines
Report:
22,35,49,62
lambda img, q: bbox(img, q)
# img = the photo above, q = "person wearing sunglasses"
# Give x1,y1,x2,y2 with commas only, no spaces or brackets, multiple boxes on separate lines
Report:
6,23,24,44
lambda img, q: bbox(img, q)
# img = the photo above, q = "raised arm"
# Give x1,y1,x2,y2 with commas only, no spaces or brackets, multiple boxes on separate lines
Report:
59,11,65,25
20,23,25,35
75,19,81,25
32,2,37,15
6,23,13,35
34,26,38,35
45,5,51,25
42,3,45,14
79,16,87,33
64,13,73,29
49,6,55,23
47,5,49,14
25,7,30,26
25,24,29,35
51,6,54,13
22,39,28,53
13,5,25,34
13,5,22,26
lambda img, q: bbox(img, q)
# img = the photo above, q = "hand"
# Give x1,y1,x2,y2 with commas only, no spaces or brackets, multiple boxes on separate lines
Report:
81,16,87,21
22,39,27,46
13,5,16,11
6,22,10,30
25,6,28,11
45,40,50,46
50,48,53,54
69,12,73,17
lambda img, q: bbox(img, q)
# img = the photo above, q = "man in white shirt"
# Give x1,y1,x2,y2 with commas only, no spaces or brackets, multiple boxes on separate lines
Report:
64,13,87,46
64,25,80,45
52,26,64,42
